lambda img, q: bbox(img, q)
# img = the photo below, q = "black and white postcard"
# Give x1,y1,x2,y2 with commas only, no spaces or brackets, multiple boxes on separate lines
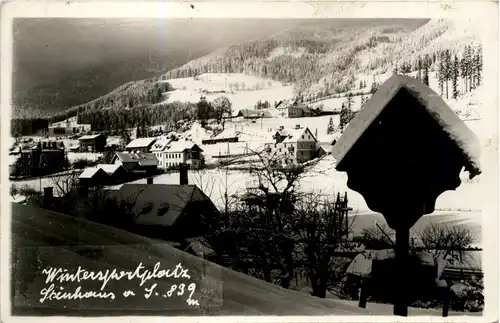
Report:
1,1,498,322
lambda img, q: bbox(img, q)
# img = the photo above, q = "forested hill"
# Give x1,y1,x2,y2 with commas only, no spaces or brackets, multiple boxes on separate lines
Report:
163,19,477,96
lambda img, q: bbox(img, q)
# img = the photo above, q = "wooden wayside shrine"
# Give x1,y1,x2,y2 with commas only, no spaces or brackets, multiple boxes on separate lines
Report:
331,74,481,316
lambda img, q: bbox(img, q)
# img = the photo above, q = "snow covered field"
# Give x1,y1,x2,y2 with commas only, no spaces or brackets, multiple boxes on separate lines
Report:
160,73,294,113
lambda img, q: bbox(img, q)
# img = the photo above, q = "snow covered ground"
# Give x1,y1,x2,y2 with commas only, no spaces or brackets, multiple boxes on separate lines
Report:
160,73,294,113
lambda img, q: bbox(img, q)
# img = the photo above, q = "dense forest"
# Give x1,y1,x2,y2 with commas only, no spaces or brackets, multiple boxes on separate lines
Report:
11,80,172,136
163,20,456,98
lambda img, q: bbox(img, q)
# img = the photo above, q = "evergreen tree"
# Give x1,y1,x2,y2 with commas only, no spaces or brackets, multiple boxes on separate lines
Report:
460,53,467,93
452,54,460,99
370,77,378,94
346,93,353,110
339,102,351,131
423,58,430,86
438,51,445,96
393,64,399,75
38,152,48,176
417,56,422,81
464,45,472,92
475,44,483,87
471,45,481,89
444,50,452,99
327,117,335,134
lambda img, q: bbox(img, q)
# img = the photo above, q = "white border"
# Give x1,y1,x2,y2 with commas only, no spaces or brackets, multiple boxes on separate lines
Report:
1,1,498,323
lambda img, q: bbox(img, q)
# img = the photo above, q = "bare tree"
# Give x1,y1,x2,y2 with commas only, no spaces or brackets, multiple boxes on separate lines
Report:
213,96,233,130
50,171,80,199
415,223,477,266
190,168,216,199
295,193,358,298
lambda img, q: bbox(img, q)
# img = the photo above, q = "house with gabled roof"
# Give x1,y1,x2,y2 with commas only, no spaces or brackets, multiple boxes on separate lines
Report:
161,140,203,169
264,125,318,164
78,133,107,152
107,180,220,241
79,167,110,186
150,139,172,169
125,137,157,153
112,152,158,174
96,164,129,181
276,100,312,118
236,109,273,119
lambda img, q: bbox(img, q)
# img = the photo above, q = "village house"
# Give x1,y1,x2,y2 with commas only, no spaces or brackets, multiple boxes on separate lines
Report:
15,141,67,176
317,145,333,158
78,133,107,153
96,164,130,181
78,167,111,187
162,140,203,169
125,137,157,153
236,109,273,119
264,125,318,164
107,171,220,242
276,100,312,118
150,139,172,169
112,152,159,174
201,126,243,146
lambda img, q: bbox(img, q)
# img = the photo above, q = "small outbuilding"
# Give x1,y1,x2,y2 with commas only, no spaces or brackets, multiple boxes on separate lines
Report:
78,134,107,153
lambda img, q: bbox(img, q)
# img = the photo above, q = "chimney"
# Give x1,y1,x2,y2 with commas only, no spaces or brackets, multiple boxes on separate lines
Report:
179,163,189,185
147,177,153,184
295,124,301,129
43,186,53,207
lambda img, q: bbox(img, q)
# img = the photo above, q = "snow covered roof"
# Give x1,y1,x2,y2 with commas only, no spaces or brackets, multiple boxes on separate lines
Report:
331,74,481,177
282,127,317,143
237,109,273,118
114,152,158,166
79,167,109,179
108,184,212,227
79,134,103,140
150,140,171,152
165,140,203,153
96,164,127,176
136,153,159,167
126,137,157,149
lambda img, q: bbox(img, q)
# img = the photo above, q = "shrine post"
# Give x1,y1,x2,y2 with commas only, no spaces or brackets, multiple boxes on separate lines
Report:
331,74,481,316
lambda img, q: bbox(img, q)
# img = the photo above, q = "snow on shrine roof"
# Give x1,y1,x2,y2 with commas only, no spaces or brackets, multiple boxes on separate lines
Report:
331,74,481,177
126,137,157,149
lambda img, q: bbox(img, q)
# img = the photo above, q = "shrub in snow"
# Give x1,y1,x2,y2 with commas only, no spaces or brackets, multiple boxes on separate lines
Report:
450,276,484,312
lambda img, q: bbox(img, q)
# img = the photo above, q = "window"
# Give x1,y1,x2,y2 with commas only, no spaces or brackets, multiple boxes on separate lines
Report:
301,151,303,156
302,135,304,139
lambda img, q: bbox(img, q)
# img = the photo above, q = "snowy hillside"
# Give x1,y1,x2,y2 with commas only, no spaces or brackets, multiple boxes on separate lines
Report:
159,73,294,114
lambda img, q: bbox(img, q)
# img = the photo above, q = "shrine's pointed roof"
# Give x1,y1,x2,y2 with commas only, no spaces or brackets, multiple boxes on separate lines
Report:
331,74,481,178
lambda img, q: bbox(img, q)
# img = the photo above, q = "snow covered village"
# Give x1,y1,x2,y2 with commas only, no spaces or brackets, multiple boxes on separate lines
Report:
7,15,493,317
